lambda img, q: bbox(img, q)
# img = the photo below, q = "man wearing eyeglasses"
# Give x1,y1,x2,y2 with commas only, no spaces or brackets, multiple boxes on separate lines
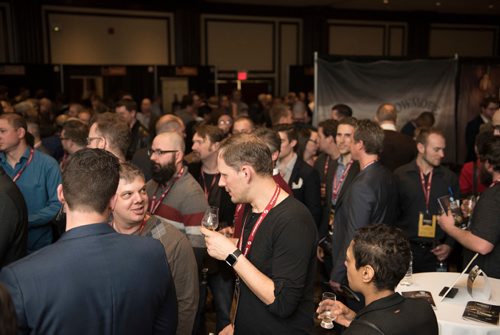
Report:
146,131,208,265
87,112,130,162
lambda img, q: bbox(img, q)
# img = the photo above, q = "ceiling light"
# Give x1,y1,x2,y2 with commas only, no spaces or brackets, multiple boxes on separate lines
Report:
383,0,389,4
489,4,494,9
436,2,441,6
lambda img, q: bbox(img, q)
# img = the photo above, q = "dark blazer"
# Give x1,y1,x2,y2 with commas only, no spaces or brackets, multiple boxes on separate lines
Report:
465,115,485,162
331,162,398,283
0,223,177,335
289,158,322,227
380,130,417,172
0,167,28,267
318,159,360,239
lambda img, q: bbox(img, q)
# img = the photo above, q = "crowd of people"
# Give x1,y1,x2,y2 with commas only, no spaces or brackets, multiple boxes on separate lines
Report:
0,87,499,334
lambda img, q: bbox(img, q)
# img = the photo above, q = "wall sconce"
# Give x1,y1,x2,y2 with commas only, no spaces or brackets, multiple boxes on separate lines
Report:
479,65,492,91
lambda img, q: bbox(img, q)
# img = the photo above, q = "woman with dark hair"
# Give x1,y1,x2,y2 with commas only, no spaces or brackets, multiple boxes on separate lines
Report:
297,127,319,166
0,283,17,335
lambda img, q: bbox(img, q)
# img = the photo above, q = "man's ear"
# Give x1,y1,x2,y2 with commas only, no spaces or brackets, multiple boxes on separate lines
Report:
212,141,221,152
362,265,375,283
271,150,280,163
417,142,425,155
57,184,65,204
290,139,298,149
17,127,26,140
109,193,118,211
240,165,253,183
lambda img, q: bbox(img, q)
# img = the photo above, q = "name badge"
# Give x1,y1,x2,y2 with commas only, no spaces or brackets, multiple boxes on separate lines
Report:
417,212,436,238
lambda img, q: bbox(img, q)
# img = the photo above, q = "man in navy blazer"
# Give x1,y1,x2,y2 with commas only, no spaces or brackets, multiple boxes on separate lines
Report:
0,149,177,334
275,125,322,226
330,120,398,296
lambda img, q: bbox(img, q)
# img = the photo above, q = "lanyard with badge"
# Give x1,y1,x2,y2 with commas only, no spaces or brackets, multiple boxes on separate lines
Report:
418,169,437,238
200,170,219,201
12,148,34,183
149,167,184,215
231,184,281,325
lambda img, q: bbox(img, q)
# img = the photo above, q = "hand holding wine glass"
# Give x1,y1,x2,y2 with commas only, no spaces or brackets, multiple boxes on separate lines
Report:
319,292,337,329
201,206,219,231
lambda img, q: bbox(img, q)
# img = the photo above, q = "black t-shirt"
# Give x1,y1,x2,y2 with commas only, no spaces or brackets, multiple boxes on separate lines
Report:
234,196,317,335
463,183,500,279
346,293,438,335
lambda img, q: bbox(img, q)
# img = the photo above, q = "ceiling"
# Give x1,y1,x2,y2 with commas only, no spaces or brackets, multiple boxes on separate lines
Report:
204,0,500,15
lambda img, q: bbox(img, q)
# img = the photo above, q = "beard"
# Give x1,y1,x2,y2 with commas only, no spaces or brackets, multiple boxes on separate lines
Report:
151,158,177,185
479,161,493,186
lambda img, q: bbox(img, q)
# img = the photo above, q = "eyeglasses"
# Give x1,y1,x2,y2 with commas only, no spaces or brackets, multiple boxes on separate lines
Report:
60,137,69,141
148,148,178,157
218,120,233,125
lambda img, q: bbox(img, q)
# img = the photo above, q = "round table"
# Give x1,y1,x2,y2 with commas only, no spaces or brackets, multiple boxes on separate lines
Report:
396,272,500,335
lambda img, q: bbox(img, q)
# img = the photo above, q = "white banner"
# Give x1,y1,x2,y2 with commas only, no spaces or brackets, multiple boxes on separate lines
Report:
314,57,458,161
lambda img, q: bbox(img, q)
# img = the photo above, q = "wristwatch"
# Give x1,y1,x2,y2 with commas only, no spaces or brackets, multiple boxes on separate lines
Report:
225,249,242,267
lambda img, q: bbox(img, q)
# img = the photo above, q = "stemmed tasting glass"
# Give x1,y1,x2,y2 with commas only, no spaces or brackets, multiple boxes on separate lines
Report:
201,206,219,231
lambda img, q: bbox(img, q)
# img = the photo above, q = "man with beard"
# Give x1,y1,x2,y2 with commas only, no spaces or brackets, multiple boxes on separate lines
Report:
146,131,208,265
439,136,500,279
112,162,198,335
394,128,459,272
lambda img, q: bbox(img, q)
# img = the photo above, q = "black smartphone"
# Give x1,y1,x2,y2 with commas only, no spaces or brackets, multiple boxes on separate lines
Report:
438,286,458,298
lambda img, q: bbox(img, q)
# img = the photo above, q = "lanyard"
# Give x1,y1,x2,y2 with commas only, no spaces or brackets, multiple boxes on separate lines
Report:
12,148,34,183
200,170,219,200
419,169,433,212
323,156,330,182
332,160,353,202
150,167,184,215
237,185,280,256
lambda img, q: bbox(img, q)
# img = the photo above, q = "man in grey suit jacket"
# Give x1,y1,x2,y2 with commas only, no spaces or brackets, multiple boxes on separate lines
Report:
330,120,398,295
0,149,177,334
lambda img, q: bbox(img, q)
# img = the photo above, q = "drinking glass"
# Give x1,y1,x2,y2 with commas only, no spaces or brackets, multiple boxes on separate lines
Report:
201,206,219,231
320,292,336,329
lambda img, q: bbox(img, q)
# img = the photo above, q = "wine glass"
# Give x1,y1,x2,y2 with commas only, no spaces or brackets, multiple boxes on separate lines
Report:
320,292,337,329
201,206,219,231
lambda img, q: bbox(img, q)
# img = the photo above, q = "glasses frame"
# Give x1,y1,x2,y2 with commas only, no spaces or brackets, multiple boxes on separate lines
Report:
148,148,178,157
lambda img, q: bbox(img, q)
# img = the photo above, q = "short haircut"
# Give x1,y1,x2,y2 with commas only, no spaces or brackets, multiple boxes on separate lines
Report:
269,104,290,126
483,136,500,172
119,161,145,183
318,119,339,138
234,115,255,128
0,113,27,132
480,95,499,109
156,114,184,134
62,120,89,147
353,119,385,155
338,116,357,128
91,112,131,158
352,224,411,291
331,104,353,118
376,103,397,123
415,127,445,146
253,127,281,154
274,124,298,144
476,130,496,161
219,133,273,176
62,148,120,214
415,111,435,128
115,99,137,112
194,124,226,143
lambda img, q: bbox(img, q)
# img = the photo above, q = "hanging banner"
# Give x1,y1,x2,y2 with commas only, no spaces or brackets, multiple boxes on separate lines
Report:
314,57,457,161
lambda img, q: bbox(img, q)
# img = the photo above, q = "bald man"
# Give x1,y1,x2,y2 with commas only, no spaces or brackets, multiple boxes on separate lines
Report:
146,132,208,261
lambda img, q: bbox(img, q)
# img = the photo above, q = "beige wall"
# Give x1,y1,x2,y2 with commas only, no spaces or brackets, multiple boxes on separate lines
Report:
43,6,174,65
429,24,498,57
201,14,302,95
328,20,407,56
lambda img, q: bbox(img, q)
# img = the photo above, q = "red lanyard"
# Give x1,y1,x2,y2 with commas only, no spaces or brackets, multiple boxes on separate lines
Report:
323,156,330,182
238,185,281,256
150,167,184,214
332,160,353,202
419,169,433,212
200,170,219,200
12,148,34,183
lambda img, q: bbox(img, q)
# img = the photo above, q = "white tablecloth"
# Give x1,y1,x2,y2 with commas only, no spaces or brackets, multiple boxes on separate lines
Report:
397,272,500,335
